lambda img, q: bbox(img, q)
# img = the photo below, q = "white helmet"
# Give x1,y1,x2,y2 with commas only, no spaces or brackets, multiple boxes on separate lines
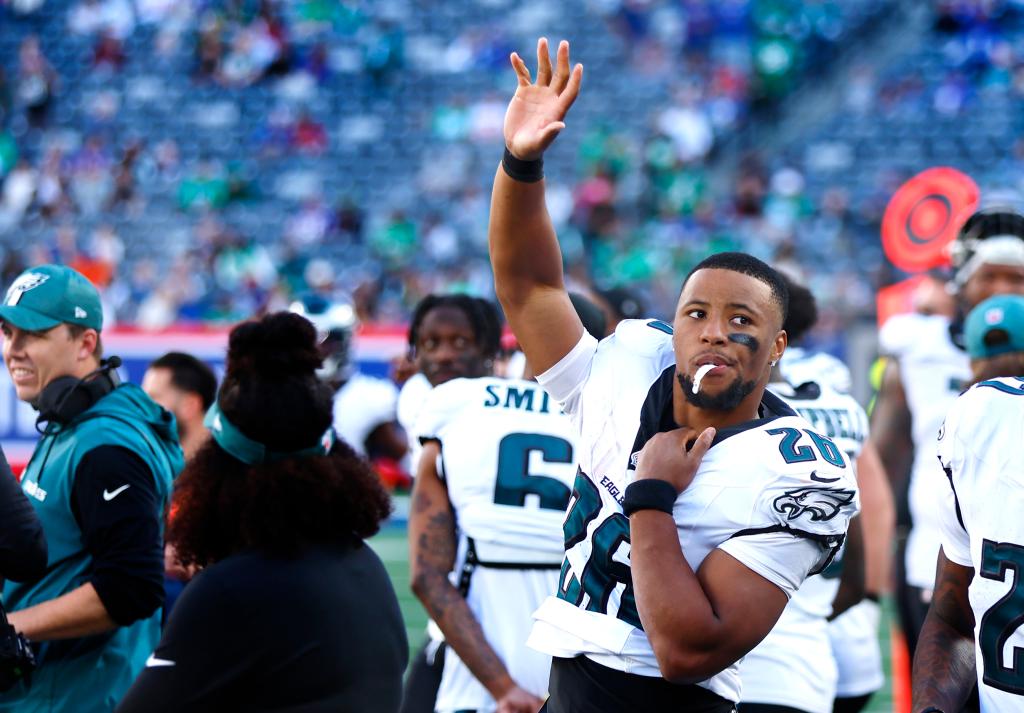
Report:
950,197,1024,287
289,294,357,385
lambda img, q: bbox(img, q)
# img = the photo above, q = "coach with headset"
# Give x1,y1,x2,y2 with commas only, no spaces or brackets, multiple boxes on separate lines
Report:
0,265,183,713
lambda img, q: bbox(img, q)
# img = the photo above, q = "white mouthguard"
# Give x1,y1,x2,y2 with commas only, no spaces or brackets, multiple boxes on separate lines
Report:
692,364,715,394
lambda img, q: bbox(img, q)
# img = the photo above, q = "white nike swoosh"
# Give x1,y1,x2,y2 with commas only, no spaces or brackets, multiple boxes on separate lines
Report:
145,655,176,668
102,484,131,501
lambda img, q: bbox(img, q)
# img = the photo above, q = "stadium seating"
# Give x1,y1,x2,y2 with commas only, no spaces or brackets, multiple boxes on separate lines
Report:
2,0,1007,349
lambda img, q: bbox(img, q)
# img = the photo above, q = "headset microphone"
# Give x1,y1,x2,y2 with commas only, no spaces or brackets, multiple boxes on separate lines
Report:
35,355,124,429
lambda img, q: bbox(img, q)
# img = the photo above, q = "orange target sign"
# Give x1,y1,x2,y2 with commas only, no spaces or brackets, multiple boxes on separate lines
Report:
881,167,979,272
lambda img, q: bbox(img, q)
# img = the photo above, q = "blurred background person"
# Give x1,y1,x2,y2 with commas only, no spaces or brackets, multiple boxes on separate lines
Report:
141,351,217,616
291,294,410,489
141,352,216,460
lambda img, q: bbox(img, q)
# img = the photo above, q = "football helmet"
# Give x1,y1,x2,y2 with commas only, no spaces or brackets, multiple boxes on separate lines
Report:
289,294,357,385
950,199,1024,286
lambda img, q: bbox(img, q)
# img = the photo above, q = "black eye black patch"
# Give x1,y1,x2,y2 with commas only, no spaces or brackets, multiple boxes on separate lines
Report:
728,333,760,351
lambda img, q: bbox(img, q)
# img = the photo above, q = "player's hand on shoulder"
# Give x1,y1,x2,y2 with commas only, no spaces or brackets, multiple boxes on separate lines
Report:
504,38,583,161
494,684,545,713
634,426,716,494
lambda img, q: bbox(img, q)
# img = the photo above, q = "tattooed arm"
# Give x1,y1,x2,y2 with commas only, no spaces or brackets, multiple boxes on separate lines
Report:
910,550,977,712
408,441,543,713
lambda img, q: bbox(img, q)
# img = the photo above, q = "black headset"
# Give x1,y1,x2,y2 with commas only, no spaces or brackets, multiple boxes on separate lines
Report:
35,356,123,430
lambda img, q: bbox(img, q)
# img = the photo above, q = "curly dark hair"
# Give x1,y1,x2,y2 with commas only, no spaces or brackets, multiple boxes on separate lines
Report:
167,312,391,568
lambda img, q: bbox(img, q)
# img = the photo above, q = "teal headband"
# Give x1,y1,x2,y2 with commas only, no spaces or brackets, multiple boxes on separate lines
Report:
204,402,335,465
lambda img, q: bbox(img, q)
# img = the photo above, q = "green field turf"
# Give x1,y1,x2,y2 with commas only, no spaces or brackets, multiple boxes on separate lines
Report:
371,524,897,712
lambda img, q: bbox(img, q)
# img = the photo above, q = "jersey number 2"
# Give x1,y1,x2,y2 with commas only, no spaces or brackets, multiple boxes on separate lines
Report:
766,427,846,469
979,539,1024,694
493,433,573,511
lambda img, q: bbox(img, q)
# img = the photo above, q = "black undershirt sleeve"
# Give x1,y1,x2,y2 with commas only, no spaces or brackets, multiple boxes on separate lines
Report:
0,448,47,582
71,446,165,625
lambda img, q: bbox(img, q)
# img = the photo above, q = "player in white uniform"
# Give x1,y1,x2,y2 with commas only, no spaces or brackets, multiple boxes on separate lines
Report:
410,376,577,713
740,277,885,713
407,297,605,713
912,294,1024,713
396,294,505,713
913,375,1024,711
871,205,1024,657
490,42,858,710
290,295,408,464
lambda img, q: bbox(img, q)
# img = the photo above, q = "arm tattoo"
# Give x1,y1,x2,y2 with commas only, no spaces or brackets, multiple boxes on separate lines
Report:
911,552,977,711
410,471,512,697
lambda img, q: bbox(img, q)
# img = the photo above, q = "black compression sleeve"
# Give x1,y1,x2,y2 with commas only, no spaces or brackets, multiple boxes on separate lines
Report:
72,446,165,625
0,448,47,582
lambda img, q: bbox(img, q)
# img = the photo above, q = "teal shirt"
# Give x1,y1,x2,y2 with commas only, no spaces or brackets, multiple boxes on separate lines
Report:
0,384,183,713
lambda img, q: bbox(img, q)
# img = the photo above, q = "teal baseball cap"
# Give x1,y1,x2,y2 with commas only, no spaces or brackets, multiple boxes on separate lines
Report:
0,265,103,332
965,294,1024,359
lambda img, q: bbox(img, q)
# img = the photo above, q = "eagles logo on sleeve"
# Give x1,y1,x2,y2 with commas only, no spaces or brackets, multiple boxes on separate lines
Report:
773,487,856,523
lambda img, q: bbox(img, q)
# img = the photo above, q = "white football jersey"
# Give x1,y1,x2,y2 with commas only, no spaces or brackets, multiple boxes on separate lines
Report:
527,321,860,704
415,376,579,712
739,379,870,712
781,346,854,394
397,372,433,470
937,377,1024,711
333,373,399,456
880,312,970,589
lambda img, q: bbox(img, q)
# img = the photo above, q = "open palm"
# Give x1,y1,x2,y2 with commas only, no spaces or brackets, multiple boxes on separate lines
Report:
504,38,583,161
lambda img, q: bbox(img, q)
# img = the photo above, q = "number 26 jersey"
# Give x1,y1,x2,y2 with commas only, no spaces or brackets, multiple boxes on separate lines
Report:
937,377,1024,710
527,321,860,705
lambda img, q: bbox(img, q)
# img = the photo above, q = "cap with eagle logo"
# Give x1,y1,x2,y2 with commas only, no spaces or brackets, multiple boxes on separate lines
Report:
0,264,103,332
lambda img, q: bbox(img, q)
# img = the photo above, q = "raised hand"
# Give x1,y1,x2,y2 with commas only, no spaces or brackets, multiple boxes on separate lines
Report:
503,38,583,161
633,426,716,494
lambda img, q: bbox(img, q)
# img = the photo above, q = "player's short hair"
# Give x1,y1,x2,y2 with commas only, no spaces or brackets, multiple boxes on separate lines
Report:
778,276,817,344
407,294,502,359
683,252,789,325
149,352,218,410
168,313,390,568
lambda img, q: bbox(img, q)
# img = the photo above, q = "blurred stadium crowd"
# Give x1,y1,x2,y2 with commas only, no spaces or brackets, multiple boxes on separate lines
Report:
3,1,1024,712
1,0,1017,352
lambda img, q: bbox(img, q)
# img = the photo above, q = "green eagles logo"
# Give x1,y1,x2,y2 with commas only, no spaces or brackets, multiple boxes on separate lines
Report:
773,487,855,522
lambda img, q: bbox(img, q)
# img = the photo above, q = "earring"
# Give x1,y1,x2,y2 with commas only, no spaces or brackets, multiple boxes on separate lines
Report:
770,360,778,367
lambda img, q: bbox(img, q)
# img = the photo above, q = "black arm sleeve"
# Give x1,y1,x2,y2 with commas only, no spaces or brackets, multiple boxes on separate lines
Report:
71,446,165,625
0,448,47,582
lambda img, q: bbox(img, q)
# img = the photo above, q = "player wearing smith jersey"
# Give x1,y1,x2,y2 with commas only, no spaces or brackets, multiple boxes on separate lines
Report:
872,204,1024,657
489,39,858,712
740,278,882,713
407,297,605,713
912,295,1024,712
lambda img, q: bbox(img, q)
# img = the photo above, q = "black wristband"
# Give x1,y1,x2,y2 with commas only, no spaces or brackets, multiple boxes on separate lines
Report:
864,592,881,603
502,146,544,183
622,479,677,516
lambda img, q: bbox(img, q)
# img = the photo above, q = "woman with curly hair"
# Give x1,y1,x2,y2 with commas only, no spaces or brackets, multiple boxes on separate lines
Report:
117,312,407,712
